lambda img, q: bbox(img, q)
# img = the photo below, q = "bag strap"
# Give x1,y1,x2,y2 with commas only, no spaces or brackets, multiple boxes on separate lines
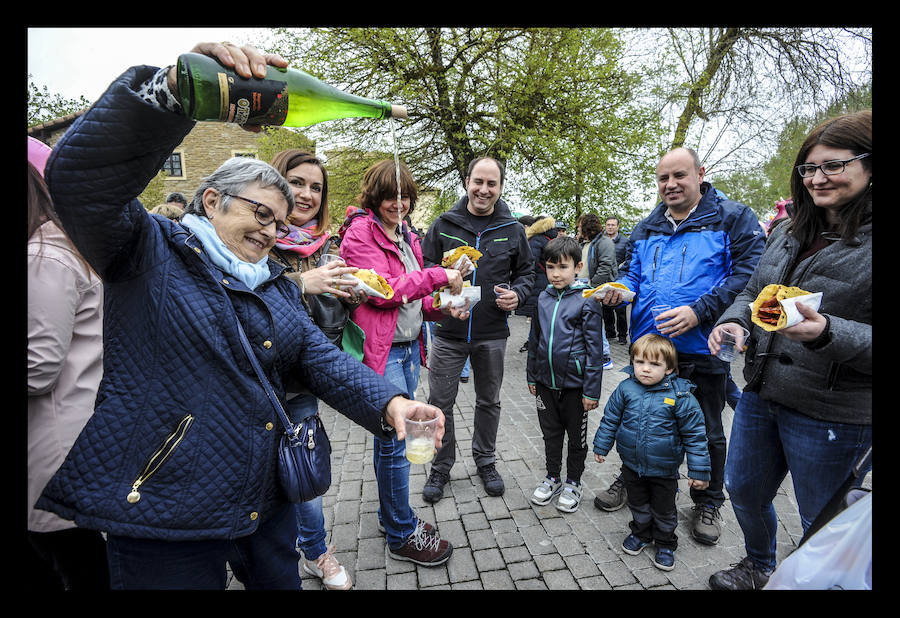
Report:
230,312,296,437
321,236,334,256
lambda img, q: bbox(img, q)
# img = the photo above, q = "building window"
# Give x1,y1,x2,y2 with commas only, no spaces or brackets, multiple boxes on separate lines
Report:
162,152,183,177
232,151,257,159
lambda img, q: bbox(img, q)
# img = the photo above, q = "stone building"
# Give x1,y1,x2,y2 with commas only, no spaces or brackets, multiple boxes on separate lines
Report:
29,114,437,232
29,114,311,201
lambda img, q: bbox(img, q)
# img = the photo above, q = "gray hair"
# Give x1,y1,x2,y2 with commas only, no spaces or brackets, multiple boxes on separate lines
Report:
185,157,295,217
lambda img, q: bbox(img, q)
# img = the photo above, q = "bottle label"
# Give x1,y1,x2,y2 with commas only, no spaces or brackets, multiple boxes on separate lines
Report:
215,72,289,126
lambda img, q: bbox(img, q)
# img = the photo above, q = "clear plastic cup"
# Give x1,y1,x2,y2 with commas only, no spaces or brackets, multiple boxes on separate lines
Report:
650,305,671,336
404,416,438,464
318,253,344,267
494,283,511,298
716,326,750,362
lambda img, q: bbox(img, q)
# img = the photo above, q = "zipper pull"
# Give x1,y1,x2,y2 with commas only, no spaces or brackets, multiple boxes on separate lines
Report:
307,427,316,449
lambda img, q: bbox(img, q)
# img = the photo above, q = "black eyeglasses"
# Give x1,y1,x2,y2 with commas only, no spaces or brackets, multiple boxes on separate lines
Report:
222,193,291,238
796,153,870,178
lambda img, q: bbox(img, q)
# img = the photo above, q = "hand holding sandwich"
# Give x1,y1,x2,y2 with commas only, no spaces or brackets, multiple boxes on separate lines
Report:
708,302,827,354
778,301,827,342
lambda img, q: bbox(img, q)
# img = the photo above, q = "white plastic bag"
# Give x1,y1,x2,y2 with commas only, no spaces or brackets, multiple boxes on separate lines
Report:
764,492,871,590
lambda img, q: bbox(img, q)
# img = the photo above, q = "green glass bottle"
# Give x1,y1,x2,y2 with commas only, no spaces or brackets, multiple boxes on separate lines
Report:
175,52,407,128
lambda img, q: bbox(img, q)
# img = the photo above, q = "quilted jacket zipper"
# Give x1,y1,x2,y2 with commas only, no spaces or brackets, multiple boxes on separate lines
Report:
126,414,194,504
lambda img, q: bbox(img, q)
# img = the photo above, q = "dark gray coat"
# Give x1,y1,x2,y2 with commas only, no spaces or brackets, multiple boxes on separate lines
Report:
717,221,871,425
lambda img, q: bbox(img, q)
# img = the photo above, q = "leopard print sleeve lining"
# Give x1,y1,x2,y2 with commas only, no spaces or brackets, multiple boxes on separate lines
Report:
136,66,184,114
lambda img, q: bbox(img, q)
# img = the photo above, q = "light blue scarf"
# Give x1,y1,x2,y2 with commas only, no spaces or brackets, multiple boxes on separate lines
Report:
181,213,272,290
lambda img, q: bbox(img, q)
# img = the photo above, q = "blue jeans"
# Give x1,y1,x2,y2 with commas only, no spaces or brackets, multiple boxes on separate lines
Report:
376,340,420,549
287,394,328,561
726,371,742,410
105,501,301,589
295,496,326,561
725,390,872,571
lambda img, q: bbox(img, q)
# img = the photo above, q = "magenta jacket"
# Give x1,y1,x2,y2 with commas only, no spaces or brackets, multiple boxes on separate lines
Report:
339,209,448,375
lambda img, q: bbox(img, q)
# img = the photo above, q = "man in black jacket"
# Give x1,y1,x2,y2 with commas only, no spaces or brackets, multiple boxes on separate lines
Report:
420,157,535,502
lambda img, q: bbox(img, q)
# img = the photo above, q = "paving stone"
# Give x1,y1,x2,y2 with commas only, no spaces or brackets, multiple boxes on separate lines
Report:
223,315,854,591
507,560,540,581
447,547,479,583
386,571,418,590
417,564,450,588
480,569,516,590
472,547,505,572
515,578,549,590
468,528,499,551
500,545,532,564
543,569,579,590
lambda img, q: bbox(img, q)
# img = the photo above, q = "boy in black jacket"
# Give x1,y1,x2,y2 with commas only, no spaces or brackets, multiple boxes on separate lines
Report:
526,236,607,512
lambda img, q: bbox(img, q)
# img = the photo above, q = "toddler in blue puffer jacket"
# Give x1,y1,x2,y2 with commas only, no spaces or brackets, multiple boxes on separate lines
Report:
593,334,710,571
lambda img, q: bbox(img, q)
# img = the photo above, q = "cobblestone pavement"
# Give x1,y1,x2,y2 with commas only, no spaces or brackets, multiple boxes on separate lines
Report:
228,313,870,590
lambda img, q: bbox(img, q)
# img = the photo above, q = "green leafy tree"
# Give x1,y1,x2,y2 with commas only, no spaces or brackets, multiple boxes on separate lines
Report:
264,28,666,227
27,75,91,127
255,126,316,163
632,27,871,172
137,171,169,210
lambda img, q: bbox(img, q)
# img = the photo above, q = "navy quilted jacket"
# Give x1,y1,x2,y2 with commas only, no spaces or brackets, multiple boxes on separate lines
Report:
35,66,404,541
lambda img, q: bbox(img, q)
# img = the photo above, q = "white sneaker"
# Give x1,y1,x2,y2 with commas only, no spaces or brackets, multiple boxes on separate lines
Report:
302,545,353,590
531,476,563,505
556,480,583,513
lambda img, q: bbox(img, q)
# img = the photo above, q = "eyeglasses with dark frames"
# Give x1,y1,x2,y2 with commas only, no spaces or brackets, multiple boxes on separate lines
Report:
222,193,291,238
796,153,870,178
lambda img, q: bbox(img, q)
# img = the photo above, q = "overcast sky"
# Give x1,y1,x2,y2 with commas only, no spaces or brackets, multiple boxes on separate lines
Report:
28,27,273,101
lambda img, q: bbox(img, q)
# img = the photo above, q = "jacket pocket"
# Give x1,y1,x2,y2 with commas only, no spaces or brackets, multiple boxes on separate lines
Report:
569,350,585,378
126,414,194,504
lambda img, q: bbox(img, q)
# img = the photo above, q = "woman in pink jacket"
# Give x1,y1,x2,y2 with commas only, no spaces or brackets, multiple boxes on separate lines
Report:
339,160,464,566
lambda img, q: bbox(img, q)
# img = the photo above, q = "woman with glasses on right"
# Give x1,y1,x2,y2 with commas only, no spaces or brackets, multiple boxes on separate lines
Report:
706,110,872,590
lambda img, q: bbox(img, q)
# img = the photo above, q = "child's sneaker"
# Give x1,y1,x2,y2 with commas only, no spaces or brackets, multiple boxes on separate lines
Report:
556,480,583,512
531,476,562,506
603,357,614,369
622,533,649,555
653,547,675,571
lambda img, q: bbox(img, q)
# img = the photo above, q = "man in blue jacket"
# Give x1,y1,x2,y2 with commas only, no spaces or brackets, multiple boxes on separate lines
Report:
595,147,765,546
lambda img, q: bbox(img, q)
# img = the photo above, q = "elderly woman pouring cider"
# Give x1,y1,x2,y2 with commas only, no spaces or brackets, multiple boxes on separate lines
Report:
35,41,444,590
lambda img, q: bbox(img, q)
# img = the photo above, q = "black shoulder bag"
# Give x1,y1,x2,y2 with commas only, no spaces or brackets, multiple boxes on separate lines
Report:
231,308,332,503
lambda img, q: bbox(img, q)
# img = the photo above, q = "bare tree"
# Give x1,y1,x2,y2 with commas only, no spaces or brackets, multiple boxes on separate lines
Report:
630,27,871,173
